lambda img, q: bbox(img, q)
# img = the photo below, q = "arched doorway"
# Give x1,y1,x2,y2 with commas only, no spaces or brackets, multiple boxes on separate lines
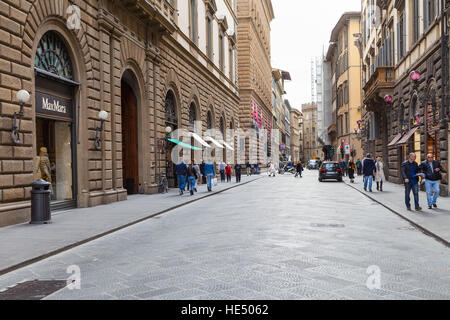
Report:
165,90,178,187
34,30,78,209
220,116,225,162
189,103,197,163
121,71,139,194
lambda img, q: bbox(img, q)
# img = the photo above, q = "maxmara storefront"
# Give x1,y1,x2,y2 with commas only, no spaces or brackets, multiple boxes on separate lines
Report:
0,0,240,227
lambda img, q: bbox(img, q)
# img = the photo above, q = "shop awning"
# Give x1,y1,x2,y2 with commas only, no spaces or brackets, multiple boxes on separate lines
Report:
387,133,403,147
396,127,419,145
168,138,203,151
220,140,234,151
204,137,224,148
190,132,210,148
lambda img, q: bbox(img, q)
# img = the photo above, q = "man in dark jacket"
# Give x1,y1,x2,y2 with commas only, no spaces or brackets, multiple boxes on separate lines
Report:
295,162,303,178
401,153,422,211
362,154,376,192
235,164,242,183
200,161,206,184
174,161,188,195
419,154,443,209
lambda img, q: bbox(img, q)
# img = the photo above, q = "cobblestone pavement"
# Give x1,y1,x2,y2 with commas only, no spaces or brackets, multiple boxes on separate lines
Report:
0,171,449,300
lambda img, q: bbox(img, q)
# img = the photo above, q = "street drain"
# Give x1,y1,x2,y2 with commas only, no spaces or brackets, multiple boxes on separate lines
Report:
0,280,66,300
397,226,416,231
311,223,345,228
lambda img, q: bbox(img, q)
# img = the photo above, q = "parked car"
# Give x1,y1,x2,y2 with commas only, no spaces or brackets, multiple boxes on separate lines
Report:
319,162,343,182
307,160,319,170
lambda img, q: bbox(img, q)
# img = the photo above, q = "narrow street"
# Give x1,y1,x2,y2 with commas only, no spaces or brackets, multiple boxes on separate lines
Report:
0,171,449,300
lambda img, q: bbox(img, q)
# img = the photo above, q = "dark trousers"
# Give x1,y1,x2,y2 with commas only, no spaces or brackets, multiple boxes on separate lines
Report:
348,169,355,180
405,183,420,209
377,181,383,190
236,172,241,183
202,175,206,184
220,170,225,182
357,168,362,175
226,174,231,182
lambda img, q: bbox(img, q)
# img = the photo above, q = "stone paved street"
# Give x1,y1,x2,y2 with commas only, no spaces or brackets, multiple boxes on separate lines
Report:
0,171,449,300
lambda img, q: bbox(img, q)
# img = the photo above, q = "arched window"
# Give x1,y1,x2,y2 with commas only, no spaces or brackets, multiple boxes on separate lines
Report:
220,117,224,136
189,103,196,131
398,104,405,132
165,91,177,128
35,31,74,80
207,110,212,130
410,96,418,127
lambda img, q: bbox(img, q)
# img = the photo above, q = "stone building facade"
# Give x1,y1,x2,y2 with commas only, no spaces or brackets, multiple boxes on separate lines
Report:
0,0,240,227
326,12,363,162
302,102,321,161
237,0,274,163
289,108,303,163
361,0,449,194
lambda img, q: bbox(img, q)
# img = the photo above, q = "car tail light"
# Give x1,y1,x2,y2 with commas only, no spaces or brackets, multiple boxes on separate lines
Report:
336,169,342,172
320,169,326,173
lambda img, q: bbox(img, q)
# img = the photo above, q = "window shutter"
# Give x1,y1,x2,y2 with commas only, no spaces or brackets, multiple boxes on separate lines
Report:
397,21,401,61
424,0,429,29
402,14,406,56
414,0,419,42
434,0,439,18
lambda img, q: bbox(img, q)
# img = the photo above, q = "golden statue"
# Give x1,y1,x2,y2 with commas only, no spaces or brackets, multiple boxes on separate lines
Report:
35,147,52,183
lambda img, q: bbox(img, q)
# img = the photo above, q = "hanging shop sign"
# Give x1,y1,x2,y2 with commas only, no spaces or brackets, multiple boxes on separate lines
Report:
35,92,73,120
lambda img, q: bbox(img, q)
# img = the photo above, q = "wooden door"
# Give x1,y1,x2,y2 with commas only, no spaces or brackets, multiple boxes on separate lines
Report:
121,81,139,194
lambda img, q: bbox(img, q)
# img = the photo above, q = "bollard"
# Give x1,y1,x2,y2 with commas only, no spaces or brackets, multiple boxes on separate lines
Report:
30,179,51,224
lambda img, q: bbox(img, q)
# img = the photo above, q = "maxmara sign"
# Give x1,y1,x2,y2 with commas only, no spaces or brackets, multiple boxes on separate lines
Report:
35,92,73,120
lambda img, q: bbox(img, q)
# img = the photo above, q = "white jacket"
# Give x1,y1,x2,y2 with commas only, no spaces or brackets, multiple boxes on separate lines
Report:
375,161,386,182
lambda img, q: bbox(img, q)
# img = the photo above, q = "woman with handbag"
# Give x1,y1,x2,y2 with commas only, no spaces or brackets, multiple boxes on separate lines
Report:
375,157,386,191
347,158,356,183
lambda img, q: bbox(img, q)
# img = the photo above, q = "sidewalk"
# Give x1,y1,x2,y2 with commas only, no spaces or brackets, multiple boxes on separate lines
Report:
0,174,263,275
345,176,450,246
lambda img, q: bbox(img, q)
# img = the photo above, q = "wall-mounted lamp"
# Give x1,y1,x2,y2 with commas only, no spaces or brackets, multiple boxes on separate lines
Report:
11,90,30,145
94,110,108,151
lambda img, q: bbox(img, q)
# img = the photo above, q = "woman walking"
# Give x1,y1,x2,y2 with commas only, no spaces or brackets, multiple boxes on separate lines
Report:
347,158,356,183
186,163,198,196
375,156,386,191
225,164,232,182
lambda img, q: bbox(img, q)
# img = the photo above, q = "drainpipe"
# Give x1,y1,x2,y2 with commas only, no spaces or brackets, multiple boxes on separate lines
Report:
441,0,448,121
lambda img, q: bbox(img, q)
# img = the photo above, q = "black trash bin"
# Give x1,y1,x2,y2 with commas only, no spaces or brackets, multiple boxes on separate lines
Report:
30,179,51,224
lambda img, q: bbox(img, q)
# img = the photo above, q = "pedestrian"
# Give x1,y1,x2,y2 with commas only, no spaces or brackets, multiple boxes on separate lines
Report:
347,158,356,183
356,159,362,176
420,153,443,209
246,162,252,176
254,163,259,175
340,160,346,177
362,153,376,192
186,163,198,196
200,161,206,185
193,161,201,192
235,163,242,183
375,157,386,192
295,161,303,178
225,163,232,182
219,161,226,182
174,161,187,195
343,159,348,177
205,161,215,192
401,153,422,211
268,162,276,177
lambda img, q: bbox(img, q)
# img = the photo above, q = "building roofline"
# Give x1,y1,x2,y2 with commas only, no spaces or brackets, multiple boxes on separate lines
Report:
329,11,361,43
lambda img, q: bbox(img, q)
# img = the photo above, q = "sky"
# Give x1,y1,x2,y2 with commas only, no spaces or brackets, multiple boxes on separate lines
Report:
271,0,361,111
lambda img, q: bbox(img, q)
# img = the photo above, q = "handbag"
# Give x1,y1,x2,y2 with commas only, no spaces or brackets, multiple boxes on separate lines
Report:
212,178,218,186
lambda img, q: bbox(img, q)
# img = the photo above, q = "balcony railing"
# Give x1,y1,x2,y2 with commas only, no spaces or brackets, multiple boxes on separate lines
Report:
363,66,395,104
123,0,177,33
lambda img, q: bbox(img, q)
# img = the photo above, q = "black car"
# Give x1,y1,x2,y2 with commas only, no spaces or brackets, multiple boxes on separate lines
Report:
319,162,343,182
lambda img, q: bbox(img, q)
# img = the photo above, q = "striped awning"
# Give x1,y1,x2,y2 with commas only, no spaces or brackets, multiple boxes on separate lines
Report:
204,137,224,148
387,133,403,147
190,132,211,148
168,138,203,151
220,140,234,151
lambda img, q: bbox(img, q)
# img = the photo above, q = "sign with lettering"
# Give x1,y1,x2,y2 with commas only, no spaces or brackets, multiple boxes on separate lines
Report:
35,92,73,120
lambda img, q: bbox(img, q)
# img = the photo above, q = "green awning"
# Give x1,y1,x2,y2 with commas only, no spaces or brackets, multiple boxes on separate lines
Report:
168,138,203,151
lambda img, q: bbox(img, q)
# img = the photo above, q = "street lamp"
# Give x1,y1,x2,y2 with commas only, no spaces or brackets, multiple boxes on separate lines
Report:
11,90,30,145
94,110,108,150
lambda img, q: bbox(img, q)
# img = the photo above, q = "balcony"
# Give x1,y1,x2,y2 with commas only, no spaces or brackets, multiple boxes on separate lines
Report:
363,66,395,109
122,0,177,33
